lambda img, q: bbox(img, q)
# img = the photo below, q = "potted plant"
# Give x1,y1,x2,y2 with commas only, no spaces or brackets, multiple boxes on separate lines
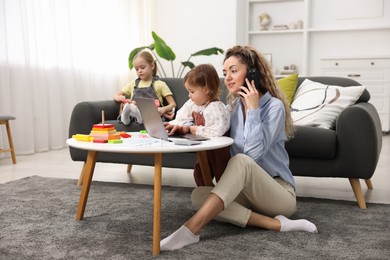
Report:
128,31,224,78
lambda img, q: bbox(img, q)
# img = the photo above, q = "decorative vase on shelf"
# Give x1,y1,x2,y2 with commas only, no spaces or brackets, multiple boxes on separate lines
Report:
280,64,297,75
296,20,303,29
258,13,271,31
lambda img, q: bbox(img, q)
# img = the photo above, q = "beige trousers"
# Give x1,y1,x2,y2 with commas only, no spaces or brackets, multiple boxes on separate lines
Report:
191,154,297,227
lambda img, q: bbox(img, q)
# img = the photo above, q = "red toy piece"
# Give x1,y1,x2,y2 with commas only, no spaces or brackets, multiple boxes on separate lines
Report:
93,139,108,143
92,123,114,129
119,132,131,138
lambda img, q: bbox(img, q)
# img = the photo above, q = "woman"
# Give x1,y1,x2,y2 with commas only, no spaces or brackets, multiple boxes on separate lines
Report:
160,45,317,251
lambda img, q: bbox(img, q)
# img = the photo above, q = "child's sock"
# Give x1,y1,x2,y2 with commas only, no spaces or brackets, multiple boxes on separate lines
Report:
121,103,132,125
160,225,200,251
275,215,318,233
129,103,143,124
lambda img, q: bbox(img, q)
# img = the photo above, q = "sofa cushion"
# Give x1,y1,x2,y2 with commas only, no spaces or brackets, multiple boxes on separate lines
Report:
296,77,370,103
277,73,298,103
291,79,365,129
285,126,337,159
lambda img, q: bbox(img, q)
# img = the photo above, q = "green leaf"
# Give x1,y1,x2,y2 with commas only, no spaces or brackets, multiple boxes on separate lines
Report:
128,47,142,69
181,61,195,69
127,32,224,77
152,31,176,61
147,43,155,50
128,44,154,69
191,47,224,56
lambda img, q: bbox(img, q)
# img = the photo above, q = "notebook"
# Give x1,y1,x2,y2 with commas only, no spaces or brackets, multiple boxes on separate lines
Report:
134,97,209,145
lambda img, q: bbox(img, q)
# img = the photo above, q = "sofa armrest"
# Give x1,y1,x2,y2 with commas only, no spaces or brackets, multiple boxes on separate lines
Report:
335,102,382,178
68,100,120,137
68,100,120,162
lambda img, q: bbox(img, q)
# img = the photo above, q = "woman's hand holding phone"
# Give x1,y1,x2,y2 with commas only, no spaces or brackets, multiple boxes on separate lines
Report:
240,78,260,110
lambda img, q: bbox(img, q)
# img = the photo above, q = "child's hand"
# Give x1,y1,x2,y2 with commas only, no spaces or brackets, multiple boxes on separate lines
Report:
159,107,175,120
164,123,177,135
164,124,189,135
189,125,197,135
162,109,175,120
182,126,190,134
157,107,164,115
117,95,130,104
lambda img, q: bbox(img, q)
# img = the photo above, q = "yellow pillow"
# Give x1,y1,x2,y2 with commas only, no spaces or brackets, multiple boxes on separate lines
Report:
277,73,298,104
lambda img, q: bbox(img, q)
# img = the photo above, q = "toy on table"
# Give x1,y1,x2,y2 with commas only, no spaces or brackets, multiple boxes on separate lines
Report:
108,139,123,144
72,134,94,142
118,131,131,138
89,110,122,144
137,130,149,138
72,110,135,144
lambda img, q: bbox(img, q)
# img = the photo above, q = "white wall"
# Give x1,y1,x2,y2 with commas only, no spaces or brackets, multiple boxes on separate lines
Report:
150,0,239,77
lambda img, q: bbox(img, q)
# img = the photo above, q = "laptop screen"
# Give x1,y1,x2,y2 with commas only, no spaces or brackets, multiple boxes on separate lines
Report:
133,97,170,141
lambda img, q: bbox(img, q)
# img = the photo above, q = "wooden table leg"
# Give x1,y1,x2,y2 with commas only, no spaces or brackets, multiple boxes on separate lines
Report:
197,151,214,186
152,153,163,256
76,150,98,220
77,162,87,186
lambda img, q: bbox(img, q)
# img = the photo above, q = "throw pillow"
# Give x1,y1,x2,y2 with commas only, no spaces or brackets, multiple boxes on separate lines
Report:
290,79,365,129
277,73,298,104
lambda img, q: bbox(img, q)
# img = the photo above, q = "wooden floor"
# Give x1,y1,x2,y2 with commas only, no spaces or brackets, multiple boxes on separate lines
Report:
1,135,389,205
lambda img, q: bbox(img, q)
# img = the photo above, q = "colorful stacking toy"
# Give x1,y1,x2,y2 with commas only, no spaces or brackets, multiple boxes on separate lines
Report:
89,111,122,143
73,110,129,144
89,123,120,143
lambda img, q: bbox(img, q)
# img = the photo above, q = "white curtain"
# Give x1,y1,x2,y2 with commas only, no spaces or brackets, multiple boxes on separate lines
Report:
0,0,150,155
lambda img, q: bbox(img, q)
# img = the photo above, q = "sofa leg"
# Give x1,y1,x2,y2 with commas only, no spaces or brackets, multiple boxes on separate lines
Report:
349,178,367,209
77,162,87,186
127,164,133,173
365,179,373,189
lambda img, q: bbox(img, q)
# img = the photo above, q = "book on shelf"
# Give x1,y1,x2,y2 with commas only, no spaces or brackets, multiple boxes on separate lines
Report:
279,69,297,75
271,24,289,30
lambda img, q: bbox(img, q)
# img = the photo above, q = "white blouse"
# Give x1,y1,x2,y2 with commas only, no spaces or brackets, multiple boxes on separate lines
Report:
169,99,230,137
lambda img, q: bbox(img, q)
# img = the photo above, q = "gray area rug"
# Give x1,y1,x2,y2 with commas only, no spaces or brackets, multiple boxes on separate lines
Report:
0,176,389,259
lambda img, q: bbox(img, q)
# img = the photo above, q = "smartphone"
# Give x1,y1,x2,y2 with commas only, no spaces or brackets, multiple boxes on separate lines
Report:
242,68,266,94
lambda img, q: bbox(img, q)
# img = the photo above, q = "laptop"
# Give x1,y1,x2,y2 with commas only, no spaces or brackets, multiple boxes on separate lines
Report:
134,97,209,145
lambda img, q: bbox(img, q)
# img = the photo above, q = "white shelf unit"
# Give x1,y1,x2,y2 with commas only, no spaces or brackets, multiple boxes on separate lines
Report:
245,0,390,77
246,0,307,75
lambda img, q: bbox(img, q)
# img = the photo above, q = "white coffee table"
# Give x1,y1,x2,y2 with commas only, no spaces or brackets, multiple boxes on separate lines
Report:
67,134,233,256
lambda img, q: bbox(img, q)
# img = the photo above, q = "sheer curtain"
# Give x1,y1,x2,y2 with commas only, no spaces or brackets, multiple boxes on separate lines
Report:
0,0,150,155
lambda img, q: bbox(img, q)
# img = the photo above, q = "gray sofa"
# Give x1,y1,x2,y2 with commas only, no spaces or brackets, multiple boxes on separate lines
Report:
68,77,382,208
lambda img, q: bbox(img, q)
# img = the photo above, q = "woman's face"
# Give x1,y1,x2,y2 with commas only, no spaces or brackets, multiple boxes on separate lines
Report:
222,56,247,94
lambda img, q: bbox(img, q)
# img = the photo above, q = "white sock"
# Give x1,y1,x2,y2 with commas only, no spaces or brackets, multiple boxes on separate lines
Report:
129,103,143,124
275,215,318,233
160,225,200,251
121,103,132,125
